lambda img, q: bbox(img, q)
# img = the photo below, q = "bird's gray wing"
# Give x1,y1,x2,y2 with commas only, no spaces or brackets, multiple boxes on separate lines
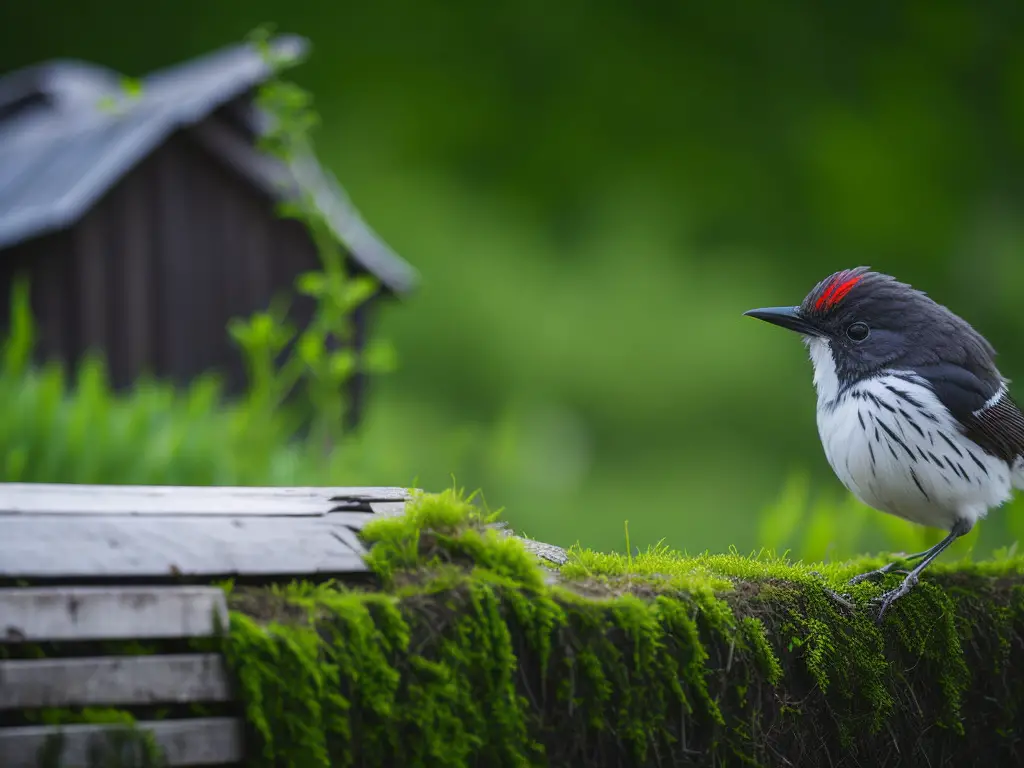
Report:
905,363,1024,464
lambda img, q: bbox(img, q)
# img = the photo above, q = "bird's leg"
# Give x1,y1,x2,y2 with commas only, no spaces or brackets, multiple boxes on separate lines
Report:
871,523,968,623
847,549,931,586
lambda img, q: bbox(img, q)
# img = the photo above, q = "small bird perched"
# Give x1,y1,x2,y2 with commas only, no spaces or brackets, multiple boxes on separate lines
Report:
744,267,1024,620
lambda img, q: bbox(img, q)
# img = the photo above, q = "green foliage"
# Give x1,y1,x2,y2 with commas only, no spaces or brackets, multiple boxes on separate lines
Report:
228,25,397,449
0,280,340,485
0,30,400,487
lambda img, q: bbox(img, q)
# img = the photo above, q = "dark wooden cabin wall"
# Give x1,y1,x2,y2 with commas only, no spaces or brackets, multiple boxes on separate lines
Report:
0,123,377,428
0,228,76,366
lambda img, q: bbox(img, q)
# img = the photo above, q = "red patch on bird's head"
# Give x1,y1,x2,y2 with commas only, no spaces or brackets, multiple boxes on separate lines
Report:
814,270,864,312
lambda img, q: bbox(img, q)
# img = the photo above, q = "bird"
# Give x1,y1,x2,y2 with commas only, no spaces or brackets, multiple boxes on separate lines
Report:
743,267,1024,621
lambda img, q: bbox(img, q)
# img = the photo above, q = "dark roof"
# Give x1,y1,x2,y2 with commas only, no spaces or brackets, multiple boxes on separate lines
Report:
0,36,416,294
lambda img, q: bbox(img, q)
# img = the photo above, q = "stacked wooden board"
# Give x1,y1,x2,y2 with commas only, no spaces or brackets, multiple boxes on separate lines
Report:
0,483,412,768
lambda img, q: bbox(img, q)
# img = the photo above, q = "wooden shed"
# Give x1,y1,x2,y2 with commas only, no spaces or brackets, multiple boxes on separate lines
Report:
0,36,416,427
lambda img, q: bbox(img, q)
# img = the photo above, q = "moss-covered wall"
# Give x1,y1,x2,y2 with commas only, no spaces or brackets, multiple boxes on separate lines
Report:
223,490,1024,767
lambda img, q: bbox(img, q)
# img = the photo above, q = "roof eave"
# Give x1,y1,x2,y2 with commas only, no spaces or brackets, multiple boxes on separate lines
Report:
189,119,417,295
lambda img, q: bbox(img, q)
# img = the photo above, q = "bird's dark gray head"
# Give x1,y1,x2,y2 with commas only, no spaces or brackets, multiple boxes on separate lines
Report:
743,267,1000,386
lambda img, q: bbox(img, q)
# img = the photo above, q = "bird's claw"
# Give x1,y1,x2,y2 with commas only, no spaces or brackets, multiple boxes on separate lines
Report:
870,572,920,624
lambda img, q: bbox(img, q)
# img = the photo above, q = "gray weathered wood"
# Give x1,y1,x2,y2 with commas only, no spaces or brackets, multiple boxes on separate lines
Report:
368,500,410,517
489,521,570,565
0,515,369,579
0,482,411,516
0,717,243,768
516,538,570,565
0,654,231,709
0,587,229,643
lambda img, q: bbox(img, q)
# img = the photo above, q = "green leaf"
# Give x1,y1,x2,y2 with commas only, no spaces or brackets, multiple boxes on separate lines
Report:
296,271,327,298
361,339,398,375
297,331,325,365
340,276,379,310
327,350,356,381
276,201,307,220
2,275,35,375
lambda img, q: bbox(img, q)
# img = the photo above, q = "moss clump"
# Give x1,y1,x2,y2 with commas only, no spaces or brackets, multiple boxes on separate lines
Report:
35,709,164,768
223,489,1024,767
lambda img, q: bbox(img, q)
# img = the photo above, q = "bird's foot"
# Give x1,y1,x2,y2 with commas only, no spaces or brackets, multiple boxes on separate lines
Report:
825,588,855,610
870,571,920,624
809,570,855,610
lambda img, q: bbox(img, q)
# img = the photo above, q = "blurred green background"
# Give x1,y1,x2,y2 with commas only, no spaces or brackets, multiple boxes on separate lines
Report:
3,0,1024,561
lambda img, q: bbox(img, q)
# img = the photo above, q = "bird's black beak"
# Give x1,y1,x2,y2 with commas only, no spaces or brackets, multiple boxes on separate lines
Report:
743,306,822,336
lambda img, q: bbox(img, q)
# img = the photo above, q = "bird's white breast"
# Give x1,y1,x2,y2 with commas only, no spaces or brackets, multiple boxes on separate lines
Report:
805,338,1012,530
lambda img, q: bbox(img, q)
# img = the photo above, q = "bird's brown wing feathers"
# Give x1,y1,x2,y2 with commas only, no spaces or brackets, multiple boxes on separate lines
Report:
908,363,1024,465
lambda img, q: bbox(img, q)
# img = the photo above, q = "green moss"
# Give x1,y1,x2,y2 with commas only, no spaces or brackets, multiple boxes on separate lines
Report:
219,489,1024,767
739,617,783,686
36,709,163,768
361,488,548,591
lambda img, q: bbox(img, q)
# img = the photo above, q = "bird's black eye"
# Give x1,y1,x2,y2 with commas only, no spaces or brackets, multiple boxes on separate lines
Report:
846,322,870,342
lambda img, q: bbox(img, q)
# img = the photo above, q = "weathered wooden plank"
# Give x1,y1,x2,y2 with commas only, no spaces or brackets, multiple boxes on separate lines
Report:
0,587,228,643
0,717,243,768
326,511,376,527
368,500,410,517
0,483,411,516
0,654,231,709
0,515,370,580
323,522,369,553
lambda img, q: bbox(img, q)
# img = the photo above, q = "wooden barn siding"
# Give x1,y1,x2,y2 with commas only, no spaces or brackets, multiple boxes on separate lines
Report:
0,123,376,425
